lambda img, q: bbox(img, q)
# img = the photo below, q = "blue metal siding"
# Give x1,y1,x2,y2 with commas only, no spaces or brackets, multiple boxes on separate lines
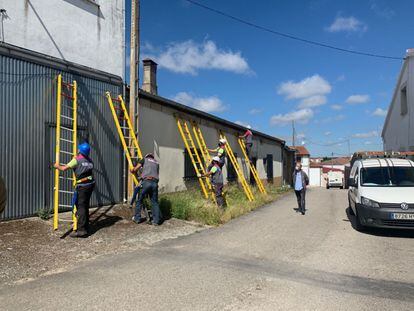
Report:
0,53,123,220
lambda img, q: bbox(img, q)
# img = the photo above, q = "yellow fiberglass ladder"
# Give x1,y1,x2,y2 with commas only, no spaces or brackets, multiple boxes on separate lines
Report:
191,121,212,168
105,92,143,186
219,131,255,202
53,74,78,231
238,138,267,195
176,118,216,203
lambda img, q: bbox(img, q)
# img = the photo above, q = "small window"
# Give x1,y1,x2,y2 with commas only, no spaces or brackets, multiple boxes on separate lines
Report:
227,154,238,182
401,85,408,116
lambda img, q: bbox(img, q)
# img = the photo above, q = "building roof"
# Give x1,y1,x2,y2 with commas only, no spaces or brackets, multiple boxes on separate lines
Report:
139,90,286,145
292,146,310,156
321,157,350,166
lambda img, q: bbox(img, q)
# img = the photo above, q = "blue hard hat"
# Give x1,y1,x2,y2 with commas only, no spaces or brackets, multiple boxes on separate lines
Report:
78,142,91,156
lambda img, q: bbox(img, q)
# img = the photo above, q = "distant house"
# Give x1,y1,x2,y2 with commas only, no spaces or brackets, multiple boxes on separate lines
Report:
293,146,310,176
382,49,414,152
320,157,350,173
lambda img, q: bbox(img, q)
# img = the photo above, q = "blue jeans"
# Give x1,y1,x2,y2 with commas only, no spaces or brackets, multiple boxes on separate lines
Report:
134,180,161,224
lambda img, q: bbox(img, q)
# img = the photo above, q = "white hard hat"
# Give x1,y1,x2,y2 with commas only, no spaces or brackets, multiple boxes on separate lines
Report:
212,156,221,162
219,138,227,144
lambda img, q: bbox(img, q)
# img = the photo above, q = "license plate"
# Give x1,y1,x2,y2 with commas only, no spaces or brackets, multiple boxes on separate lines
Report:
391,213,414,220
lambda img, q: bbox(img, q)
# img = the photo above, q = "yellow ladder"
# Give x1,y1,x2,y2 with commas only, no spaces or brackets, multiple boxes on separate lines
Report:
238,138,267,194
105,92,142,186
176,118,215,201
53,74,78,231
191,121,212,167
219,131,255,202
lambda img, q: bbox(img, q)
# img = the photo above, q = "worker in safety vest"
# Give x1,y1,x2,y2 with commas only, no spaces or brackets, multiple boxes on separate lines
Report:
131,153,161,225
199,156,225,208
208,138,226,168
239,125,253,159
0,176,6,216
54,142,95,238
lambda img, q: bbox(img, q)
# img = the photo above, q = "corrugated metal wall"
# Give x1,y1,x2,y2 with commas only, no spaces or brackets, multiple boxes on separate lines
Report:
0,53,123,219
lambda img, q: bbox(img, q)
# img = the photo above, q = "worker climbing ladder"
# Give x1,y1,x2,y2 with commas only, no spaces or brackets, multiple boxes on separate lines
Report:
176,118,216,203
53,74,78,231
219,132,255,202
105,92,143,185
238,138,267,194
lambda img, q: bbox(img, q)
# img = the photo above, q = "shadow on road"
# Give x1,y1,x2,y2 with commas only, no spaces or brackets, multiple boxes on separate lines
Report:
345,207,414,238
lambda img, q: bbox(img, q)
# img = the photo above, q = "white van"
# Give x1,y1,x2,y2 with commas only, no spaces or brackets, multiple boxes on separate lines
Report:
327,171,344,189
348,158,414,231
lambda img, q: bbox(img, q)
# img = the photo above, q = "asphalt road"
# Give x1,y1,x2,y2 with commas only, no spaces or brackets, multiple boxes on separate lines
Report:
1,188,414,310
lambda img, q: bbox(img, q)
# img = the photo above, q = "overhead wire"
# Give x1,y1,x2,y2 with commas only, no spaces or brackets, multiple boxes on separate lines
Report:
184,0,403,61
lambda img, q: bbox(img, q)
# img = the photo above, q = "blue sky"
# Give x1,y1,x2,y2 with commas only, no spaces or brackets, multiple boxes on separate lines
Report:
125,0,413,157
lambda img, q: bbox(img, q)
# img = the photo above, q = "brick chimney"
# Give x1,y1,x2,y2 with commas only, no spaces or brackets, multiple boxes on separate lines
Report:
142,59,158,95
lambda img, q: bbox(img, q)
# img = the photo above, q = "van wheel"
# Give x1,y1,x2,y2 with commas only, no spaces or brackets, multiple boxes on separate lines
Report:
348,197,355,215
354,212,365,232
326,185,330,189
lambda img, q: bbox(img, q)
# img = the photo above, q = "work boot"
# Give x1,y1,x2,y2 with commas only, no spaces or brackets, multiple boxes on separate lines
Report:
70,230,88,238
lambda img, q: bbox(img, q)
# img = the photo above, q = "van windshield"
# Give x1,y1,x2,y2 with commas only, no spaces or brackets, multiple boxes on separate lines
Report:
360,167,414,187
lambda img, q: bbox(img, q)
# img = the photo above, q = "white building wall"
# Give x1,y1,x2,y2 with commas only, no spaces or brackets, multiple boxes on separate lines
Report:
138,97,284,193
383,56,414,151
301,156,310,177
0,0,125,78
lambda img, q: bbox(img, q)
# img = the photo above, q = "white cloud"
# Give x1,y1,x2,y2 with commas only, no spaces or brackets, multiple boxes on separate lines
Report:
270,109,314,126
235,120,251,128
248,108,262,115
144,40,251,75
370,1,395,19
326,16,367,33
324,131,332,136
298,95,327,108
365,141,373,145
352,130,378,138
346,94,370,104
296,133,306,139
336,74,346,82
331,104,343,110
278,75,331,100
173,92,226,113
372,108,388,117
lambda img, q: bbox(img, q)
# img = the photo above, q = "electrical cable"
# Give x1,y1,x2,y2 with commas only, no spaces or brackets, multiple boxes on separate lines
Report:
184,0,403,60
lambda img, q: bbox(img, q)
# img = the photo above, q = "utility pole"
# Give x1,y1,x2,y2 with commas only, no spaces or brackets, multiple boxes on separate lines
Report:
347,139,351,156
129,0,140,198
292,120,296,147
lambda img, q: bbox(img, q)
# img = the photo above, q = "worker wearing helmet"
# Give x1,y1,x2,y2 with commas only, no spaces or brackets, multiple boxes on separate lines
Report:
199,156,225,208
239,125,253,159
131,153,161,225
54,142,95,238
208,138,227,168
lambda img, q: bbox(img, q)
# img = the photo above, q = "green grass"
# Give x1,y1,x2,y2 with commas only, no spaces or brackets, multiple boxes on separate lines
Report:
159,184,291,226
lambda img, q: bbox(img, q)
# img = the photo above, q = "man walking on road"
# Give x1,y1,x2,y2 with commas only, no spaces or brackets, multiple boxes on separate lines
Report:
293,162,309,215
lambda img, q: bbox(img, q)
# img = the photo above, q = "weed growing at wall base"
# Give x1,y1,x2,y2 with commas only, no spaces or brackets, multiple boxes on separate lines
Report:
159,184,291,226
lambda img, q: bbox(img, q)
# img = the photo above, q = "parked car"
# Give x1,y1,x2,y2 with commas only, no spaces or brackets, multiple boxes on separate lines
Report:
348,157,414,231
326,171,344,189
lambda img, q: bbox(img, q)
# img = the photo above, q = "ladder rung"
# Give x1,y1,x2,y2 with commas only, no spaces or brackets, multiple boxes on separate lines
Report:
112,98,121,102
61,81,73,87
60,115,74,121
120,127,130,130
59,176,74,181
61,104,74,110
60,138,74,143
60,150,74,155
58,190,74,195
58,204,73,208
61,126,74,132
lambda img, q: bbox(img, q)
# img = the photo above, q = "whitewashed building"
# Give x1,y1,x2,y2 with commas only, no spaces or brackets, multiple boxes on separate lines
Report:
382,49,414,152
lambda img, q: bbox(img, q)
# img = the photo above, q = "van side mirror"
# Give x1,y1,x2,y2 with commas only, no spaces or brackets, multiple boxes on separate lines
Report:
348,177,358,188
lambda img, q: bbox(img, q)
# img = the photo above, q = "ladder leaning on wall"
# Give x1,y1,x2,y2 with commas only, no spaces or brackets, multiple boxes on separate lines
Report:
219,131,255,202
238,138,267,195
53,74,78,231
105,92,143,186
176,117,216,204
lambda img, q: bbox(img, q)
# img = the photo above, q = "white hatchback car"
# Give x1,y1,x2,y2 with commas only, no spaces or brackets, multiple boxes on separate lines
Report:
348,158,414,231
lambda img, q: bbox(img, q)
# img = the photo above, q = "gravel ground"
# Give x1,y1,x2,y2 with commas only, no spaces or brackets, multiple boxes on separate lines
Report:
0,204,206,285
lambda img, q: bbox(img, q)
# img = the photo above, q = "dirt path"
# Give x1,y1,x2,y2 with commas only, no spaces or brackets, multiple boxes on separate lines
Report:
0,204,206,285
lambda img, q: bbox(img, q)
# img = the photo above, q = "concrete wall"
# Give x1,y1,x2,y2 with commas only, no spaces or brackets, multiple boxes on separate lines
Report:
0,0,125,78
383,56,414,151
138,96,284,193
